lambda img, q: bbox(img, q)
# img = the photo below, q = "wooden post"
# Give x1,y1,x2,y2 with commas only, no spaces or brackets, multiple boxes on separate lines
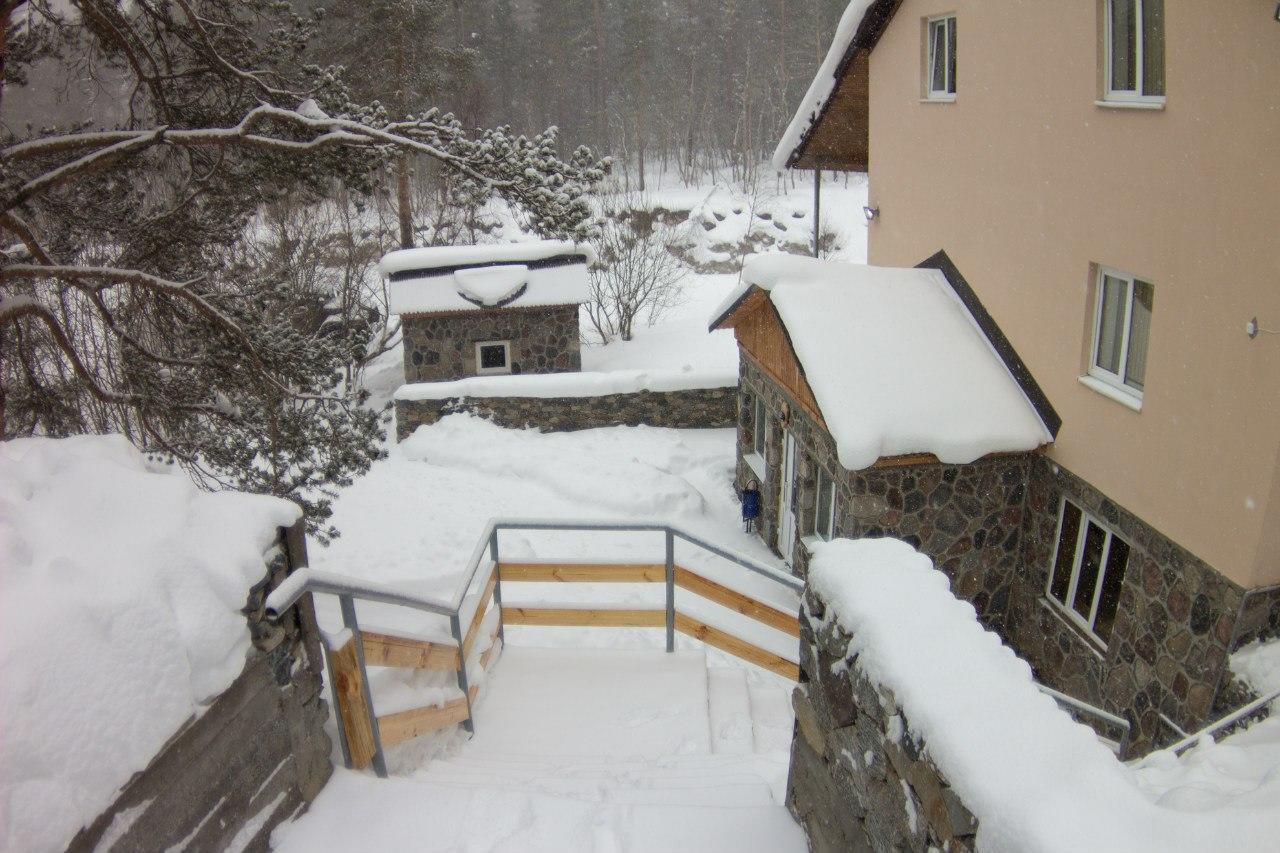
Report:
328,635,378,770
812,168,822,258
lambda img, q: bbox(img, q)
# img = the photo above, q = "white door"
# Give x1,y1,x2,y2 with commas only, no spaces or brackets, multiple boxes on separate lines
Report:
777,430,798,563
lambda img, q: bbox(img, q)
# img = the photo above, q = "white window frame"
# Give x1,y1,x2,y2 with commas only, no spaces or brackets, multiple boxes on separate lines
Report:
813,466,837,542
1102,0,1165,106
752,396,767,456
1086,266,1151,404
925,15,956,101
474,340,511,375
1044,498,1129,646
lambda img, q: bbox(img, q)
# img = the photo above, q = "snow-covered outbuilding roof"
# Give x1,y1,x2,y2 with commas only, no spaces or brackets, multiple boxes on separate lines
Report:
383,240,594,316
711,253,1058,470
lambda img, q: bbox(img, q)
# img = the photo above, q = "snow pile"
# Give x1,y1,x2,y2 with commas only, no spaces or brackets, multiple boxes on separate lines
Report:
1229,637,1280,699
807,537,1280,852
384,240,592,315
0,435,300,853
453,264,528,307
719,253,1051,469
395,367,738,402
771,0,875,170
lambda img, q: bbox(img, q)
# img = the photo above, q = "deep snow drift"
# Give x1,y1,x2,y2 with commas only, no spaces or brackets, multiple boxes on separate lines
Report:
807,537,1280,853
0,436,300,853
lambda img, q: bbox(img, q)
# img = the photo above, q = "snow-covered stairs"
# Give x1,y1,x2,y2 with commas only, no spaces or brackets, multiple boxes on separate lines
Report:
708,666,755,754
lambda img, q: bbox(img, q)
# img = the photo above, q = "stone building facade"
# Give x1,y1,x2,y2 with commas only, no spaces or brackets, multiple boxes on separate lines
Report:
738,357,1269,755
401,304,581,384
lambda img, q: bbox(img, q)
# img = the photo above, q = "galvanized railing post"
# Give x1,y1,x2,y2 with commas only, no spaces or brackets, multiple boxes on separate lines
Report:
664,530,675,653
451,613,476,734
339,594,388,778
490,526,505,644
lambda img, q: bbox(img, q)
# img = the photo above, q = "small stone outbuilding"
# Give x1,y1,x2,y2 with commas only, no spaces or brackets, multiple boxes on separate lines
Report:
385,240,593,384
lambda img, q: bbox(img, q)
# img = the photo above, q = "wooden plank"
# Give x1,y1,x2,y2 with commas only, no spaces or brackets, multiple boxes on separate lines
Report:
361,631,459,671
498,562,667,583
328,636,378,768
674,613,799,681
378,686,478,748
379,624,503,749
674,567,800,638
461,569,497,660
502,607,666,628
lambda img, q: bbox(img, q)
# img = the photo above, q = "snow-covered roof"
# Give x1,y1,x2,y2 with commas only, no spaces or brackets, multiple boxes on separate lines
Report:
383,240,594,316
712,253,1054,469
771,1,875,171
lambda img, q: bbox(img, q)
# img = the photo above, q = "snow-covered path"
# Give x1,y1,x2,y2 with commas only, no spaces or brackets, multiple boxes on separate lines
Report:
273,647,806,852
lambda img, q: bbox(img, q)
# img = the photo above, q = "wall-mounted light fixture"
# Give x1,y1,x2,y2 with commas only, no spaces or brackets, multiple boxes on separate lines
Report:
1274,2,1279,22
1247,317,1280,339
862,205,880,222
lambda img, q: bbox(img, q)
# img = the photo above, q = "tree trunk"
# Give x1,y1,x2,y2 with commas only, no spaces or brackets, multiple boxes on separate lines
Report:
396,154,414,249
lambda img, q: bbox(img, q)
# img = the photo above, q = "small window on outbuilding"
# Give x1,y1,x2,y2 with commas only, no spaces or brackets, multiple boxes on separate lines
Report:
926,15,957,100
1046,498,1130,645
475,340,511,375
753,396,767,457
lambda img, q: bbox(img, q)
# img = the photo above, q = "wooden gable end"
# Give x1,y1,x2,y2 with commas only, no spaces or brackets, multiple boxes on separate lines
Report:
790,49,870,172
732,298,825,426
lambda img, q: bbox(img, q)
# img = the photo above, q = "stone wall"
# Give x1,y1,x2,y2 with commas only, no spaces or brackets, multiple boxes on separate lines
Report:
739,356,1257,756
396,385,738,438
67,524,332,853
789,586,979,852
401,304,581,383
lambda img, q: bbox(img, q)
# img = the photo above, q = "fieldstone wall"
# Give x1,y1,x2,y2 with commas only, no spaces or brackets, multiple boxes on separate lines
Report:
789,586,979,852
67,523,332,853
739,356,1255,756
401,304,581,383
396,386,737,438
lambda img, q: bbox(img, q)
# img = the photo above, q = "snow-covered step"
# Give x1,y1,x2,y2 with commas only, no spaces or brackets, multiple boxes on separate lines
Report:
748,680,795,754
708,667,755,754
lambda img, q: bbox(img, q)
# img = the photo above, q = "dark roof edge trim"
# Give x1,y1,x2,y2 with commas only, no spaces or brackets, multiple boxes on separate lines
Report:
389,252,589,284
918,250,1063,440
707,284,761,333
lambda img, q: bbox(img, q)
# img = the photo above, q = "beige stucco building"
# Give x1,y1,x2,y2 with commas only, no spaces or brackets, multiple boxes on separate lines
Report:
762,0,1280,753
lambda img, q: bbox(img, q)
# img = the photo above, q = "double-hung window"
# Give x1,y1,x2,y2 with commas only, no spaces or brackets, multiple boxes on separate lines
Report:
1046,499,1130,645
813,467,837,541
1088,267,1153,404
926,15,957,100
752,396,767,457
1104,0,1164,103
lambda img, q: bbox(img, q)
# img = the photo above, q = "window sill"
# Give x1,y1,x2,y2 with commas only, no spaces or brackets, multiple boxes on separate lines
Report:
919,96,956,104
800,535,829,553
744,452,767,481
1094,98,1165,111
1038,598,1107,662
1078,375,1143,412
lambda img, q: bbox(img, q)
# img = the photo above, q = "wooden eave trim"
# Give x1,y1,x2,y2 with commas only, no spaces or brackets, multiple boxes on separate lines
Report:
741,348,827,429
870,444,1052,470
709,285,766,332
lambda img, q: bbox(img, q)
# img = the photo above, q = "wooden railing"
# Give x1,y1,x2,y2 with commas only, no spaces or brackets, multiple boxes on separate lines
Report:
266,519,803,778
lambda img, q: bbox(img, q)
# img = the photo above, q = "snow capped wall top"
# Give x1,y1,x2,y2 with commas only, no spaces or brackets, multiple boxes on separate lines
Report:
383,240,594,316
809,537,1280,853
712,253,1053,469
771,0,875,171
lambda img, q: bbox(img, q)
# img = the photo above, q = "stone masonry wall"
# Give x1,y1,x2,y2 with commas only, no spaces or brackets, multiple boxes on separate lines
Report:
401,304,581,383
738,356,1254,756
789,585,979,852
67,524,332,853
396,386,738,439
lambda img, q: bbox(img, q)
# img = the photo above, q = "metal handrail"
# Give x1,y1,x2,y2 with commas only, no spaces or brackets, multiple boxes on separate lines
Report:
1155,685,1280,758
1037,683,1132,756
265,517,802,779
